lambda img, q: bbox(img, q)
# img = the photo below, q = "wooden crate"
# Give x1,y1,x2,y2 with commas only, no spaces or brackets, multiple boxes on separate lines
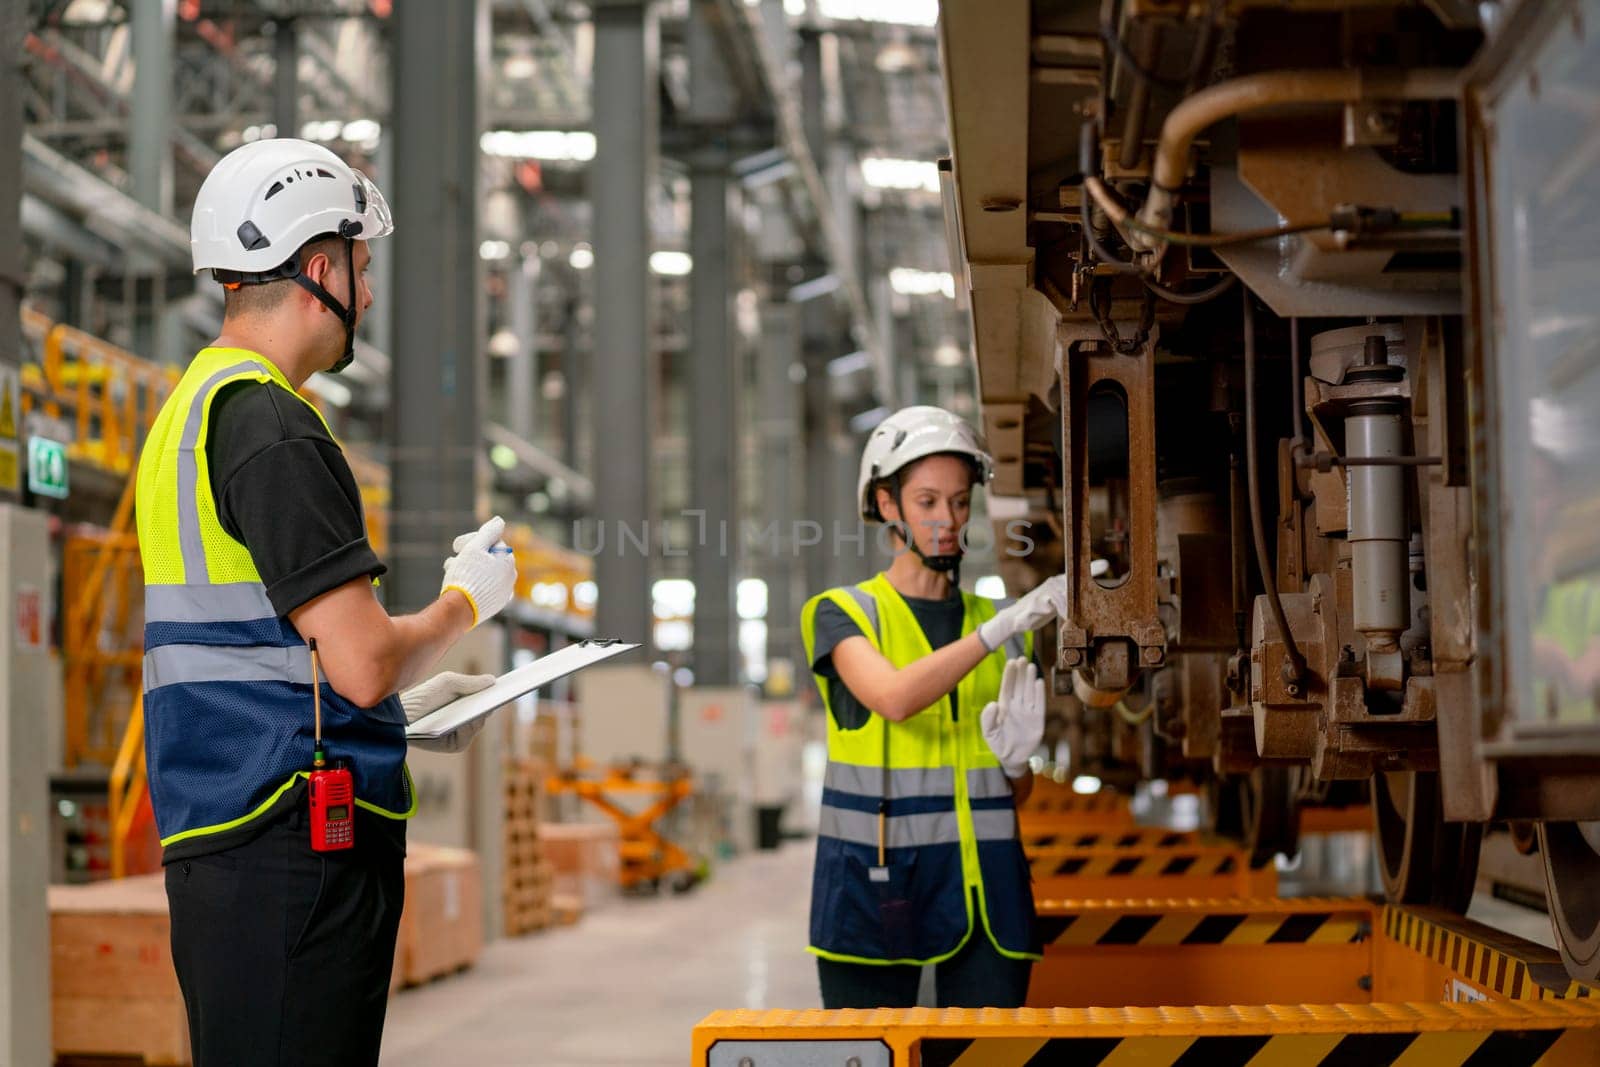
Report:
50,874,191,1066
397,844,483,987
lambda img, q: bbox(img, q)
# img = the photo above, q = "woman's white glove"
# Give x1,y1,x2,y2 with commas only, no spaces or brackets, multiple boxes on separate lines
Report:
980,658,1046,779
401,671,497,754
441,516,518,627
977,574,1068,653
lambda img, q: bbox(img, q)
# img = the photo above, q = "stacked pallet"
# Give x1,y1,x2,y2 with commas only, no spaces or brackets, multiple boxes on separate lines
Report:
503,757,556,935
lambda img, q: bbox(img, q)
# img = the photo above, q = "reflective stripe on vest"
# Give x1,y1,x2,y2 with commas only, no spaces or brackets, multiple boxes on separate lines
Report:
136,347,413,850
800,572,1038,964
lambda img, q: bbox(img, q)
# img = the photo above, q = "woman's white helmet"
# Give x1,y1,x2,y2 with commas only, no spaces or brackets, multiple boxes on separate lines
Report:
857,405,994,522
190,138,393,276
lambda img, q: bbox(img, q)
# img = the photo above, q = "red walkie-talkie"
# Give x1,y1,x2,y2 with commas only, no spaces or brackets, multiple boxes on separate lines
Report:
307,639,355,852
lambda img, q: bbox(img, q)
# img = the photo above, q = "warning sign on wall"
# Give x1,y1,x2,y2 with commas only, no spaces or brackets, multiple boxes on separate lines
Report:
16,585,44,653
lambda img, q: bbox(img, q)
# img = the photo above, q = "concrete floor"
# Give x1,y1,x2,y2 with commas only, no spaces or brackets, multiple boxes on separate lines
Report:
379,841,820,1067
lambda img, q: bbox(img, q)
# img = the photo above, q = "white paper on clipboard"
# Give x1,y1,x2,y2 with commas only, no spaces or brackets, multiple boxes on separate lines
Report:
404,639,639,740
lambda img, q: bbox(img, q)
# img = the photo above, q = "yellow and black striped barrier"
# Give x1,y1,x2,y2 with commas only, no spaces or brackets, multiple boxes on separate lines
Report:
693,1003,1600,1066
1029,897,1375,1007
1026,842,1278,901
1378,906,1600,1004
1021,828,1196,850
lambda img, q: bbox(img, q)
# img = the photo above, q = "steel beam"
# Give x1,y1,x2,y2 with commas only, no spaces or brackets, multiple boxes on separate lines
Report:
0,5,41,1058
129,0,175,217
688,1,740,685
388,0,486,611
273,18,298,142
0,0,22,367
508,255,539,442
589,0,658,649
757,301,801,678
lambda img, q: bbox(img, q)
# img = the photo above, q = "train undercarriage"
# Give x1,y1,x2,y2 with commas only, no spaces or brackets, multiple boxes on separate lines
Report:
938,0,1600,980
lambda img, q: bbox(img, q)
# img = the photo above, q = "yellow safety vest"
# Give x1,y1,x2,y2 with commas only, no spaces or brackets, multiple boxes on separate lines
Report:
801,572,1038,964
136,346,413,858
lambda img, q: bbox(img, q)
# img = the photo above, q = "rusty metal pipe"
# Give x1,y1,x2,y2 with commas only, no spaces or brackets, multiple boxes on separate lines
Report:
1135,68,1463,246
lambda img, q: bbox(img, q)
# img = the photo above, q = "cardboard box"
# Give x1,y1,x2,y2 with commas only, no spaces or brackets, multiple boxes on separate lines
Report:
397,844,484,986
50,874,191,1066
539,822,620,909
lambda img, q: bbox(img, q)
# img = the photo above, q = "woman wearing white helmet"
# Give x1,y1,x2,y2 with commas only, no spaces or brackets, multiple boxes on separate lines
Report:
800,405,1067,1008
140,139,519,1065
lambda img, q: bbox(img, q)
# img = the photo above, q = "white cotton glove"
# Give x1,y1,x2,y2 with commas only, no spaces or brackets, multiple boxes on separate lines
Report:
401,671,497,754
977,574,1068,653
441,516,519,627
981,658,1046,779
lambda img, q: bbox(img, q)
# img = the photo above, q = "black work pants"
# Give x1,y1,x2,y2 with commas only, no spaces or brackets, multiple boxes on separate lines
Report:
817,932,1034,1009
165,805,404,1067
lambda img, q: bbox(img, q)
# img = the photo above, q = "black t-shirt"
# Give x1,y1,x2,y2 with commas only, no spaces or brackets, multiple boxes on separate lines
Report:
205,379,387,617
811,587,967,729
199,377,402,856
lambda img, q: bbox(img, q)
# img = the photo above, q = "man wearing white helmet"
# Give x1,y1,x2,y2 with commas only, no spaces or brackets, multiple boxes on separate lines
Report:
136,139,518,1064
799,405,1067,1008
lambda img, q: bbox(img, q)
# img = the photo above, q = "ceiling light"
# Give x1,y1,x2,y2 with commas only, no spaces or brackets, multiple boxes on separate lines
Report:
827,351,872,378
861,156,940,192
300,119,344,142
490,444,518,471
503,53,538,80
341,118,380,146
875,41,920,73
481,130,596,162
932,339,965,366
479,239,512,261
889,267,955,298
848,406,889,433
488,329,520,358
568,243,594,270
819,0,938,28
649,250,692,276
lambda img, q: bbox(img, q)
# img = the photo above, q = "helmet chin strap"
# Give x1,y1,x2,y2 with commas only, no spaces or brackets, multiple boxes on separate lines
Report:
288,228,359,374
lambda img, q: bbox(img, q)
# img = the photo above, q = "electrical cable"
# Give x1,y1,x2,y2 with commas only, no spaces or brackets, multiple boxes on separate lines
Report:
1290,317,1308,448
1078,118,1147,275
1242,290,1307,688
1085,173,1329,247
1141,271,1237,305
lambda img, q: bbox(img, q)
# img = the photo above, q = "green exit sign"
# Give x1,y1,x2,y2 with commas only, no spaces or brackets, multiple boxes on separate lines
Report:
28,437,69,499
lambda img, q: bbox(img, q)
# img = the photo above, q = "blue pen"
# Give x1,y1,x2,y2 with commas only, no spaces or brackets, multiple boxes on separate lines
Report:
490,545,514,556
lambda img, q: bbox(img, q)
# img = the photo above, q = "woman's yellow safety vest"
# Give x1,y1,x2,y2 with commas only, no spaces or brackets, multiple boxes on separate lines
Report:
800,573,1039,965
136,347,413,860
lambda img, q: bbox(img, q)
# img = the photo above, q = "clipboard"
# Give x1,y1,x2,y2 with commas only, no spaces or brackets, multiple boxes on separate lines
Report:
404,638,640,741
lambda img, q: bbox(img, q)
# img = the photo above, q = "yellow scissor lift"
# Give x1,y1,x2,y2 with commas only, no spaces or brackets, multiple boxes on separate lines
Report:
692,781,1600,1065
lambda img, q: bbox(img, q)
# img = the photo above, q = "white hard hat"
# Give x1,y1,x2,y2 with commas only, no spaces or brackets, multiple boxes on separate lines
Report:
190,138,394,276
857,405,994,522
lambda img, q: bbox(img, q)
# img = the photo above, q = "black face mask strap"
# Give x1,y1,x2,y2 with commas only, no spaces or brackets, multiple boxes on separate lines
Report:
289,234,358,373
